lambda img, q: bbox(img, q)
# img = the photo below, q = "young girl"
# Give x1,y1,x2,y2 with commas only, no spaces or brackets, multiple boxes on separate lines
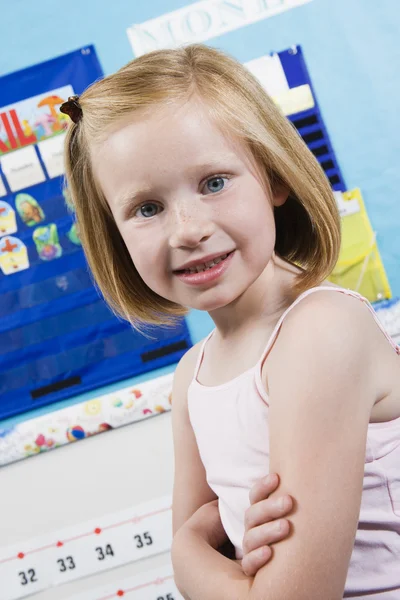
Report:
62,44,400,599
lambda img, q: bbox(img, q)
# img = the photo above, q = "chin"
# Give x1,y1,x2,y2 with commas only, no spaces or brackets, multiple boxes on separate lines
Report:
193,299,228,312
190,290,240,312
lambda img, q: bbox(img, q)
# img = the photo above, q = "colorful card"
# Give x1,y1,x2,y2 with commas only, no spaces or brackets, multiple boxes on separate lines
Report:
32,223,62,260
0,201,17,237
15,192,45,226
0,236,29,275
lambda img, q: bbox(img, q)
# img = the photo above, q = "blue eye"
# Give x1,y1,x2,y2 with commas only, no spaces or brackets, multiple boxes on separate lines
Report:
136,203,160,218
204,177,227,194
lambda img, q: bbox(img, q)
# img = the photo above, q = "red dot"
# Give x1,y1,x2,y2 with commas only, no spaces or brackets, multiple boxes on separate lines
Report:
94,527,102,534
17,552,24,559
56,541,63,547
117,591,124,597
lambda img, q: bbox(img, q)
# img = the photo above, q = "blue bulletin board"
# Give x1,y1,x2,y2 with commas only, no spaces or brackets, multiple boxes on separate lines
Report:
276,46,346,191
0,47,191,420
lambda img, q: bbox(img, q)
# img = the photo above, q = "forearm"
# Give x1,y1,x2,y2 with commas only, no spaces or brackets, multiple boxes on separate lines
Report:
172,527,252,600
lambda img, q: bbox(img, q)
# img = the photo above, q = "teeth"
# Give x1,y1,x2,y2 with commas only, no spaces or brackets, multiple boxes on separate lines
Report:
184,253,229,274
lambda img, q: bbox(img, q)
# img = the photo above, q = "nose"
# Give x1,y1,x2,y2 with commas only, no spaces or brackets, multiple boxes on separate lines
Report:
168,206,215,249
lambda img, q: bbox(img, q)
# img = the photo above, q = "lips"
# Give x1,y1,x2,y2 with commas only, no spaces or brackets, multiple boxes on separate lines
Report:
173,250,235,286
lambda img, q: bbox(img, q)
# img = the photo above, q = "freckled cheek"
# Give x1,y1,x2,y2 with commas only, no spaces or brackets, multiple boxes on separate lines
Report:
124,235,168,279
232,208,275,257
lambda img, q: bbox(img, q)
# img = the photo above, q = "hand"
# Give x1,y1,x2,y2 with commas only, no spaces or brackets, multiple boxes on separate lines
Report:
242,473,293,577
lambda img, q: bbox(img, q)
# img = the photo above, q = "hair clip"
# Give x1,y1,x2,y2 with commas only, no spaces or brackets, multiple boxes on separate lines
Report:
60,95,83,124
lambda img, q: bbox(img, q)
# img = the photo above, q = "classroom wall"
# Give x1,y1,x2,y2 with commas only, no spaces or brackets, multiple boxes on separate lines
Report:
2,0,399,430
1,0,400,597
2,0,400,297
1,412,175,598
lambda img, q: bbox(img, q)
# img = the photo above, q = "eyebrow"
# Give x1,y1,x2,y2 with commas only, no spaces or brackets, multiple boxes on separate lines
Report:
118,188,153,208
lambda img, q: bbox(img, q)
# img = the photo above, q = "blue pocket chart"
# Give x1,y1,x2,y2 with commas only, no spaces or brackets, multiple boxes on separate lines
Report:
277,46,346,191
0,46,191,420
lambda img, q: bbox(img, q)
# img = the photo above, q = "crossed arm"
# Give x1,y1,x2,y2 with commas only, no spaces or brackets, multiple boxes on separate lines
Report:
172,293,377,600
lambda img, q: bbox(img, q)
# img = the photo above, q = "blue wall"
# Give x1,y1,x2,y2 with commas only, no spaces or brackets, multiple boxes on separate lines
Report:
1,0,399,425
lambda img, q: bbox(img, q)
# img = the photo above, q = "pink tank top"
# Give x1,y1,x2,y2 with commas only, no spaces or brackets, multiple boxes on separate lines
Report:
188,287,400,599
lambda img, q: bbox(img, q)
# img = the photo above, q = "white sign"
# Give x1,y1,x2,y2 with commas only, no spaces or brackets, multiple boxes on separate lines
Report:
0,175,7,197
333,191,360,218
69,563,183,600
0,496,173,600
128,0,314,57
1,146,46,192
244,53,289,97
37,133,66,178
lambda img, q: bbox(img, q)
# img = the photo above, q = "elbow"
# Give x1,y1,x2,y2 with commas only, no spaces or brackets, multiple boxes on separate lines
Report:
171,529,186,596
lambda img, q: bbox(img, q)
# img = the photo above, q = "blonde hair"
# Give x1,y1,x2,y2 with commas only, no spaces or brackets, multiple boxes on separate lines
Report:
64,44,341,325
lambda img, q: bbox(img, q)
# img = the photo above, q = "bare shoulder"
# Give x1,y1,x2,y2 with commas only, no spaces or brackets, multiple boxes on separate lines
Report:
280,289,378,350
293,287,371,319
267,290,379,398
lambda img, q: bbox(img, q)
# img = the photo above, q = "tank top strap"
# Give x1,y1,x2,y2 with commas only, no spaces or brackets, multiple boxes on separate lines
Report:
193,330,215,380
257,286,400,367
341,289,400,355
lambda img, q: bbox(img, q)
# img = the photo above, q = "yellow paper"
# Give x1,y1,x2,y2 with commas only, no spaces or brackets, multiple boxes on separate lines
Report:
272,84,315,117
329,188,392,302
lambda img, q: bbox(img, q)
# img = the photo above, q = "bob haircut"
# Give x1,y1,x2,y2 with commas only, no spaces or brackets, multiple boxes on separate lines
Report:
64,43,341,326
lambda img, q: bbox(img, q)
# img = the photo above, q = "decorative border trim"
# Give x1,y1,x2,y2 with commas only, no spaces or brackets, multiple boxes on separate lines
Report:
0,373,173,467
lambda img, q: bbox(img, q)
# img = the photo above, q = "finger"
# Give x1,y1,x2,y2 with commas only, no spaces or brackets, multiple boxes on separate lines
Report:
242,546,272,577
249,473,279,505
242,519,290,555
244,495,293,530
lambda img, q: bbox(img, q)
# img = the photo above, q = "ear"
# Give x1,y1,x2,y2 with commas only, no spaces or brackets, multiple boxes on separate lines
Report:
272,182,290,207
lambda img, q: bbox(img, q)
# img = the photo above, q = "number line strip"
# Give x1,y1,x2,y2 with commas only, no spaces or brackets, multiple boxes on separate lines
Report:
62,530,99,544
0,505,172,564
95,575,175,600
102,507,171,533
21,542,59,556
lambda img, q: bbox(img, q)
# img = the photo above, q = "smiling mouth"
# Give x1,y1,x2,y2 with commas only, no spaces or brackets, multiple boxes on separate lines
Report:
175,252,233,274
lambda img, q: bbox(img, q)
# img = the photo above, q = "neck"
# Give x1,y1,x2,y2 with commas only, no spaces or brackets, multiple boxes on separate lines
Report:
208,255,298,339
